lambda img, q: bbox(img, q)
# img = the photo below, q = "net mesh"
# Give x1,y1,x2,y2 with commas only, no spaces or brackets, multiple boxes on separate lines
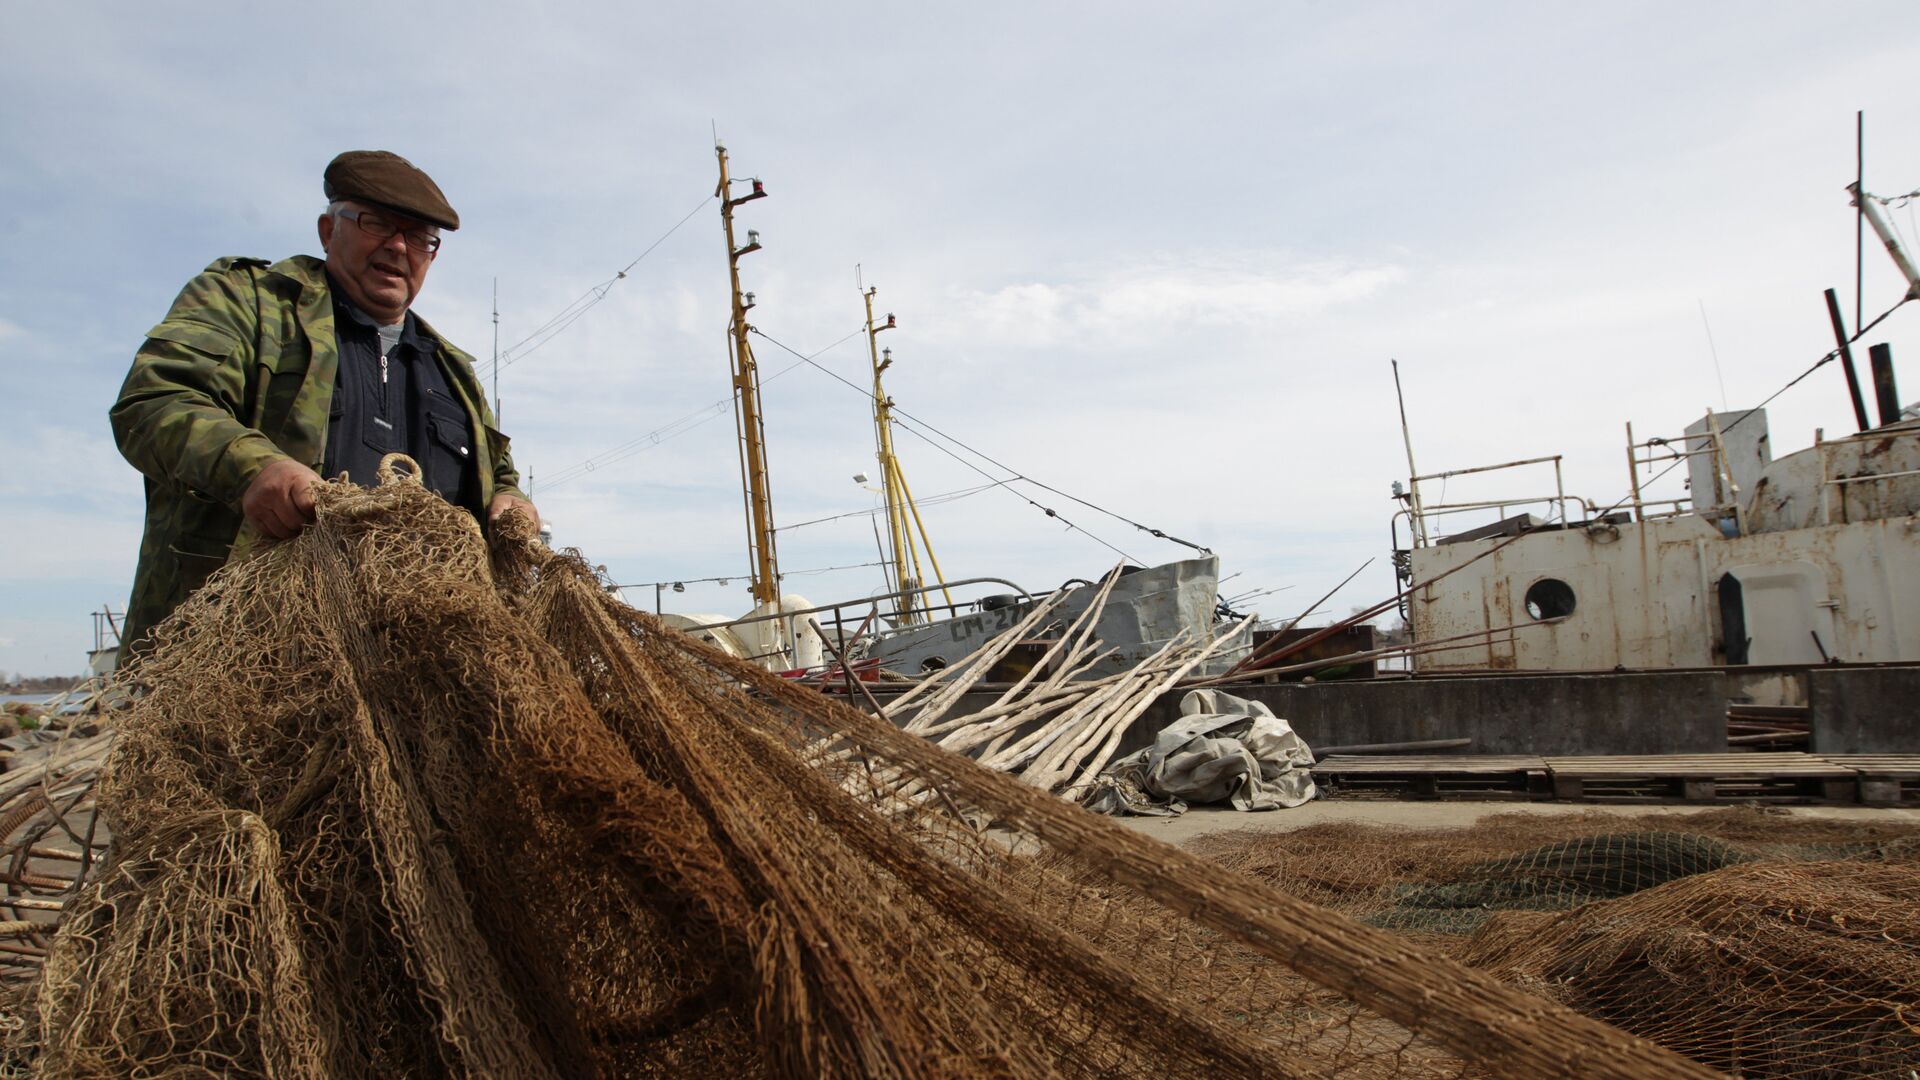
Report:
0,463,1882,1078
1195,812,1920,1076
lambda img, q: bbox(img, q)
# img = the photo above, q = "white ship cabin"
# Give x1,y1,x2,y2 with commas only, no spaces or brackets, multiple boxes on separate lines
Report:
1396,408,1920,673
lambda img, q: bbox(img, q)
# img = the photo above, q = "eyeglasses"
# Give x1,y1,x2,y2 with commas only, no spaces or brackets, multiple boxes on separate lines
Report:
336,207,442,254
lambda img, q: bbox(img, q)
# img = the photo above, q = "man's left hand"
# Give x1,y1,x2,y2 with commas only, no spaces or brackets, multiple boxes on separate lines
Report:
488,493,541,531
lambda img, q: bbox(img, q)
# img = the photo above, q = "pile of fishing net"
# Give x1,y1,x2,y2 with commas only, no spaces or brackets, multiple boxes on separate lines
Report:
1,461,1705,1078
1198,811,1920,1077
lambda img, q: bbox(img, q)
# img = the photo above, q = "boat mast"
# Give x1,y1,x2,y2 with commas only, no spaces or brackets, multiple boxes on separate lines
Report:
716,144,780,607
862,285,952,623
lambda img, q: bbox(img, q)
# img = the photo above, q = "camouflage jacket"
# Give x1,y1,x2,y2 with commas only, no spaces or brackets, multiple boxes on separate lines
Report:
111,254,524,652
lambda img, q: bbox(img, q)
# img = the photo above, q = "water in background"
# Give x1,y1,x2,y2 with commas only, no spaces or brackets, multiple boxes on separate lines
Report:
2,694,60,706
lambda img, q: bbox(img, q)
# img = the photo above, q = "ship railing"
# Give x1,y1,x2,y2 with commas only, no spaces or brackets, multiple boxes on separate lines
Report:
91,609,123,654
1813,425,1920,524
1398,454,1585,549
675,576,1036,668
1630,498,1695,522
1622,420,1726,521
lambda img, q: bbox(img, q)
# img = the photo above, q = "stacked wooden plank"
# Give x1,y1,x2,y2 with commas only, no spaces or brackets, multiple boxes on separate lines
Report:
1311,755,1549,800
1821,755,1920,807
1311,752,1920,806
1542,753,1855,804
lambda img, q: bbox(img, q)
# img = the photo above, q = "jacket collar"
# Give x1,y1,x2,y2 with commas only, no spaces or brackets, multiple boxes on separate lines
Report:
269,254,466,360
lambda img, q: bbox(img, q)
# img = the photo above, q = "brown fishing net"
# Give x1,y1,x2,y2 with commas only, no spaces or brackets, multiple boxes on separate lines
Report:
1,462,1716,1078
1196,811,1920,1077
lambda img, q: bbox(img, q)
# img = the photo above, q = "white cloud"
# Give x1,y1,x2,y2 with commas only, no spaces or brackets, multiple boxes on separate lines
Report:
0,317,24,343
935,258,1406,348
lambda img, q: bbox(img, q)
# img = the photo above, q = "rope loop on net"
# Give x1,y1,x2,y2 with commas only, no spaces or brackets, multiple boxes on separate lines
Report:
376,453,424,488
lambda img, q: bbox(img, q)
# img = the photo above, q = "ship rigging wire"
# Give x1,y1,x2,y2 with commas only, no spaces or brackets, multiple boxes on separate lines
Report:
775,481,1012,533
537,327,866,490
477,192,715,384
1868,184,1920,208
612,558,893,592
747,326,1138,562
748,325,1213,564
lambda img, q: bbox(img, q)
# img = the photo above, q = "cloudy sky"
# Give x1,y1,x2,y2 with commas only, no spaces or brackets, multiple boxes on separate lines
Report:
2,3,1917,676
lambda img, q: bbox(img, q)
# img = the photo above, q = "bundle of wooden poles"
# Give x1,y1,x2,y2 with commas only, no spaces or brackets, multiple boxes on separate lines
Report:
875,567,1253,800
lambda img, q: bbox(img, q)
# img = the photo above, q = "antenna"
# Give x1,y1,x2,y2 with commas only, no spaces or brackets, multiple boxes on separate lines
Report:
1698,299,1728,412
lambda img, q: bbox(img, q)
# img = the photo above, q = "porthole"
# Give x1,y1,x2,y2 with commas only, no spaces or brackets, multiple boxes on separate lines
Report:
1525,578,1576,621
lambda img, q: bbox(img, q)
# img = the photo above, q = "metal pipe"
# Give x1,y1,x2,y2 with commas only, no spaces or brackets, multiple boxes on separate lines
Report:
1419,496,1586,513
1391,359,1427,547
1313,738,1472,757
1827,467,1920,486
1410,454,1563,483
1857,111,1866,328
1625,421,1644,522
1852,181,1920,298
1553,457,1566,526
1869,343,1900,426
1824,287,1873,432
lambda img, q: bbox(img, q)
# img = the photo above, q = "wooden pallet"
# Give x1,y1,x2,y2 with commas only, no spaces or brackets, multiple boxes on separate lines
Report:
1541,753,1857,804
1822,755,1920,807
1311,755,1549,801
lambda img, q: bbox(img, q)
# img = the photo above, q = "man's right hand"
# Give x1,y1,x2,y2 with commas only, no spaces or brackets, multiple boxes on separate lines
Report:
241,458,324,539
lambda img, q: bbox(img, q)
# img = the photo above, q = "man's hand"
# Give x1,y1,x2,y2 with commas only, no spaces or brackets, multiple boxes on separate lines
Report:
488,493,541,531
241,459,324,540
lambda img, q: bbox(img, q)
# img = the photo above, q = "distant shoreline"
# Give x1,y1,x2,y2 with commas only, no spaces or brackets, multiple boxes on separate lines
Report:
2,693,59,706
1,677,86,696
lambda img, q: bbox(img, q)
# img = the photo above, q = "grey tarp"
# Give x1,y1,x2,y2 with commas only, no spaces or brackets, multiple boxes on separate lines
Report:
1082,689,1315,816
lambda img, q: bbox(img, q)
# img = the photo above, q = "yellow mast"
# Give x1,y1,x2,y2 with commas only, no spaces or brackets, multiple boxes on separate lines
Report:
716,144,780,607
861,286,952,623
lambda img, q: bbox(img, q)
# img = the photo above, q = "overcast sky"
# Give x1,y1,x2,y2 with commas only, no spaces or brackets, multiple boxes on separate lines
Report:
3,3,1917,676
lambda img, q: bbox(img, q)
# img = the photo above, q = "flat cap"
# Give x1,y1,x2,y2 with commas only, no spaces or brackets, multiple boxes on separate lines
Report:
323,150,460,231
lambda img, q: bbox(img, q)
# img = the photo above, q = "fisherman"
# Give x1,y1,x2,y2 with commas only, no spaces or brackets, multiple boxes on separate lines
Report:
111,150,537,655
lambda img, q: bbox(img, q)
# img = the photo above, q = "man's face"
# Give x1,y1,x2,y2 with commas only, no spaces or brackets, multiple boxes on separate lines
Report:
318,202,437,324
